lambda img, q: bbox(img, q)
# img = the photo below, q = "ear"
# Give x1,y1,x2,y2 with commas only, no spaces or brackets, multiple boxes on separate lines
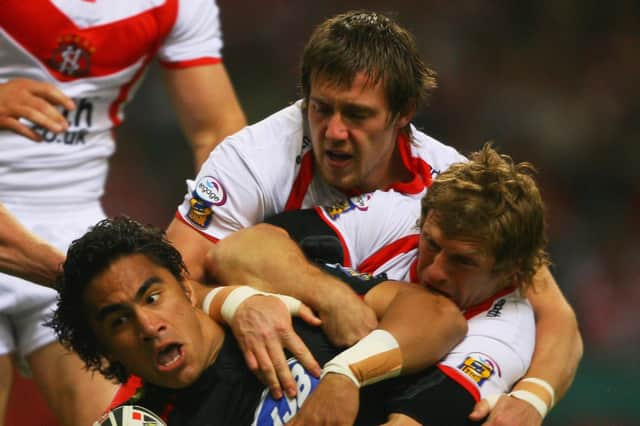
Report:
394,102,417,129
183,280,196,307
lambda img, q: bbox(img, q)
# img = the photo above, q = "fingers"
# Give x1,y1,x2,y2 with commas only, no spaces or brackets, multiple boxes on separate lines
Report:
0,79,74,136
297,303,322,326
469,394,503,421
0,117,42,141
283,330,321,378
31,82,75,111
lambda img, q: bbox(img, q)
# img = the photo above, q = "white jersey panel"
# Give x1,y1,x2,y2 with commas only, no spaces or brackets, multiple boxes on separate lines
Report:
315,190,421,271
0,0,223,205
158,0,223,62
440,291,535,398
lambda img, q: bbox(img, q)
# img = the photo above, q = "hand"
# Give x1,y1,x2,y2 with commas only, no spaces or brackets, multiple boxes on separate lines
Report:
231,295,322,399
469,394,543,426
318,289,378,347
0,78,75,141
285,373,359,426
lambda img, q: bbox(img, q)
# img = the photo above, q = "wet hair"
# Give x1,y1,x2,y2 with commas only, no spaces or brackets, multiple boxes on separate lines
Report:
48,216,187,383
300,10,437,123
420,143,550,291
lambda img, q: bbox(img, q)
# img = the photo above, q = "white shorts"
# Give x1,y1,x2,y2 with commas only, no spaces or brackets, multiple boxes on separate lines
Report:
0,202,105,357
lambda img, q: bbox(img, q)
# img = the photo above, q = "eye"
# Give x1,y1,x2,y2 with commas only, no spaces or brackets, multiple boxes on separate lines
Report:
310,100,331,116
146,293,160,304
110,314,129,330
344,109,369,122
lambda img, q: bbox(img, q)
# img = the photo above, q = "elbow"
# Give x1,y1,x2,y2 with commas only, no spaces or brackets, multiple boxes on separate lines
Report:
437,296,467,347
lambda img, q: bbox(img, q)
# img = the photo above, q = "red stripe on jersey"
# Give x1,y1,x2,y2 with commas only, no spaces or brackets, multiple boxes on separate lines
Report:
159,57,222,69
409,256,419,283
463,286,516,320
107,375,143,411
357,234,419,274
314,206,352,267
1,0,178,81
285,150,314,211
387,131,433,194
437,364,481,401
175,211,220,244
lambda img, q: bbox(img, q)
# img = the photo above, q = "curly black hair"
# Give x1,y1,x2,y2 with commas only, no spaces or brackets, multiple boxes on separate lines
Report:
48,216,187,383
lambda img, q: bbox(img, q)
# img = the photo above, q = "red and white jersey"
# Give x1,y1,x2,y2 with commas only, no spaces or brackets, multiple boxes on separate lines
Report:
0,0,223,205
439,288,535,400
313,190,422,278
176,100,465,244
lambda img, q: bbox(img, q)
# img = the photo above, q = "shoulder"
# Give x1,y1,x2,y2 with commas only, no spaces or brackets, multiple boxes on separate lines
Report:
408,125,467,176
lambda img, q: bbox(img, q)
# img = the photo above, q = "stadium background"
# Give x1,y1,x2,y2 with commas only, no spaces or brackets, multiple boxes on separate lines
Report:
8,1,639,424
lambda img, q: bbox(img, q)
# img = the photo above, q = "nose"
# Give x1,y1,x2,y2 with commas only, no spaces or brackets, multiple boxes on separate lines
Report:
423,251,448,286
325,113,348,140
137,308,166,342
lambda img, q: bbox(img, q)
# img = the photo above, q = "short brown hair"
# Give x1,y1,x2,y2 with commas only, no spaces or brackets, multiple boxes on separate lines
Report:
300,10,437,122
421,143,550,291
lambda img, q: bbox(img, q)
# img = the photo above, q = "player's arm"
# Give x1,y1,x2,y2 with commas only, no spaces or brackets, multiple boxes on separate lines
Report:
205,222,378,398
289,280,466,426
0,78,75,141
165,216,219,303
162,63,246,168
0,203,65,286
470,266,583,425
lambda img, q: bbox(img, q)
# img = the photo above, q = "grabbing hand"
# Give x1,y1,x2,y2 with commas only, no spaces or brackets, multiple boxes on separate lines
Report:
0,78,75,141
231,295,322,399
469,394,543,426
285,373,359,426
318,290,378,347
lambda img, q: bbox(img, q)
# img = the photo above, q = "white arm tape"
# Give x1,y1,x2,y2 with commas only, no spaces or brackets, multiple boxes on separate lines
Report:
202,286,303,324
509,390,548,419
220,286,268,323
321,329,402,388
520,377,555,407
483,393,505,410
202,287,225,315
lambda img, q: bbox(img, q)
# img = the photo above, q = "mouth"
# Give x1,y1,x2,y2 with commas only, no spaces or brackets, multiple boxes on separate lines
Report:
325,150,353,166
426,284,452,300
155,343,184,371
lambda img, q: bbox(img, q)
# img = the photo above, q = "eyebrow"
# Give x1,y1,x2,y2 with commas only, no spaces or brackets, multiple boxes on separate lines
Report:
95,276,161,322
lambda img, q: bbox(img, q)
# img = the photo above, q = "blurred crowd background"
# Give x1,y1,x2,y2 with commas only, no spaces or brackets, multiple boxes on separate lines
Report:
105,1,639,424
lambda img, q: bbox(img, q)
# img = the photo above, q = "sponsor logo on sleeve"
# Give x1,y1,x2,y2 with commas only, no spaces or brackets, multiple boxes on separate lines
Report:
195,176,227,206
324,194,372,220
187,177,227,228
252,358,319,425
457,352,500,387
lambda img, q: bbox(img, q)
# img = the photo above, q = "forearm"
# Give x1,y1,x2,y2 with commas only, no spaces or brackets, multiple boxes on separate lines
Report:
163,64,246,169
0,206,64,286
206,223,361,312
368,282,467,373
521,266,583,401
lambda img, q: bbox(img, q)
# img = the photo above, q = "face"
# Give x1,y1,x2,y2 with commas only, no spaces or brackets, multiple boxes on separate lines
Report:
416,212,509,310
84,254,220,389
307,72,413,193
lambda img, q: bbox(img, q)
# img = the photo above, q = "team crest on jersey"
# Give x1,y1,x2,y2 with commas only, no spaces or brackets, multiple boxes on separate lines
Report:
457,352,500,386
49,34,95,77
252,358,319,425
329,264,375,281
324,194,372,220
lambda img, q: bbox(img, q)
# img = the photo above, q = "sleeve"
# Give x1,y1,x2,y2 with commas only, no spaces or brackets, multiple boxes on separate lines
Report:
176,133,268,241
437,299,535,398
157,0,223,66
